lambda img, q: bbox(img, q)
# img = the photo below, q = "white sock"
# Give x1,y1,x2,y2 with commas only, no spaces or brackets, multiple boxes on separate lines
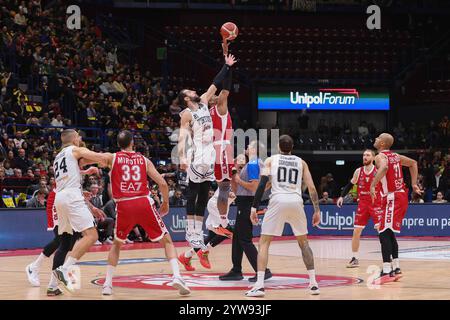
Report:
204,243,212,252
194,220,203,234
383,262,392,274
170,258,181,278
308,269,317,286
392,258,400,270
32,253,47,269
352,251,359,260
255,271,265,288
105,265,116,287
186,219,194,233
184,249,195,258
48,273,58,289
62,256,78,270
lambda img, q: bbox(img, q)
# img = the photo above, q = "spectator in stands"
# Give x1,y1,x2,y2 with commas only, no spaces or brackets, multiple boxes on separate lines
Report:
39,112,51,126
102,199,116,220
318,176,328,197
319,191,333,204
50,114,64,127
13,132,25,149
410,192,425,203
433,191,448,204
2,160,14,176
358,121,369,138
208,188,215,199
89,183,103,209
26,188,47,208
169,189,186,207
429,166,447,200
28,178,48,196
13,148,33,173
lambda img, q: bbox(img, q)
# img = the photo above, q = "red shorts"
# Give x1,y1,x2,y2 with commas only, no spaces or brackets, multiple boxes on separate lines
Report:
115,196,168,242
214,162,234,182
379,191,408,233
354,197,382,228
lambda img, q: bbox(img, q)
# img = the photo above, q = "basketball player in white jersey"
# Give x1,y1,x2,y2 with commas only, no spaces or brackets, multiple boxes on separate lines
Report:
52,129,108,292
177,53,237,249
245,135,321,297
178,43,236,269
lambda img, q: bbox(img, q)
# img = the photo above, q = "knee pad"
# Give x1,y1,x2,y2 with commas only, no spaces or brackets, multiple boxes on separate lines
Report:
218,180,231,204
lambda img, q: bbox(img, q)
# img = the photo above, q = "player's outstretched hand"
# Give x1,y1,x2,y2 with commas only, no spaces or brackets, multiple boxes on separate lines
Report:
93,207,106,222
336,196,344,208
250,207,259,225
225,54,237,67
83,191,92,200
160,202,169,217
412,184,423,195
312,210,321,227
82,166,100,176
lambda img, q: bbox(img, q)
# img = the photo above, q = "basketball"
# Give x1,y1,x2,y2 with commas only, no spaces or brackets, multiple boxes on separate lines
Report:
220,22,239,41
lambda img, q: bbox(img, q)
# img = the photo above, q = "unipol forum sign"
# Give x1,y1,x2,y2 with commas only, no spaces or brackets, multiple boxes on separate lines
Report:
257,87,390,111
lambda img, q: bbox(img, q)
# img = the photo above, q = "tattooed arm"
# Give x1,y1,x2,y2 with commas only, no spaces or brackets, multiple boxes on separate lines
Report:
302,160,321,227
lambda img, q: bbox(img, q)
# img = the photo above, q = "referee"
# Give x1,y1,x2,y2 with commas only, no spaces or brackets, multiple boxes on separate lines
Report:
219,140,272,282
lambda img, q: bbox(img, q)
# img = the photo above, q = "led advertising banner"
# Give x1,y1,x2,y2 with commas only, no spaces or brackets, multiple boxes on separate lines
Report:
2,204,450,250
257,87,390,111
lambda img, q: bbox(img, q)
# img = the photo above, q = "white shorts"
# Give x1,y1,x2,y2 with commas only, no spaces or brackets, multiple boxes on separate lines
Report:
188,163,215,183
261,199,308,237
54,188,95,234
205,194,229,230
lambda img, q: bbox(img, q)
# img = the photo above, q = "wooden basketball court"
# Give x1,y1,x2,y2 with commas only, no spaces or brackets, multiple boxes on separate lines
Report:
1,237,449,300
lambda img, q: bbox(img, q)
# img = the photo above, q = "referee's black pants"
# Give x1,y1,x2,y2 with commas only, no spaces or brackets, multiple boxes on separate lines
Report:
231,196,258,273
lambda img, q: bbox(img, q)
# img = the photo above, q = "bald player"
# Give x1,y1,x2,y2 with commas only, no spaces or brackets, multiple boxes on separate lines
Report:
52,129,109,293
370,133,421,285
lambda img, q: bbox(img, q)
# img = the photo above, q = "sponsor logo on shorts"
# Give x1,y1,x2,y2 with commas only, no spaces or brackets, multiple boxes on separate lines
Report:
92,273,362,290
386,199,394,224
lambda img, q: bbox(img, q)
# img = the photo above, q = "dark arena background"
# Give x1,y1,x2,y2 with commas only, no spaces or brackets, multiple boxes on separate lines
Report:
1,0,450,307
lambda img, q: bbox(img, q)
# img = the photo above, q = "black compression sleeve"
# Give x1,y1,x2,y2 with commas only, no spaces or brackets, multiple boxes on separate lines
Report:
340,181,354,198
213,64,231,87
252,175,269,209
222,68,232,91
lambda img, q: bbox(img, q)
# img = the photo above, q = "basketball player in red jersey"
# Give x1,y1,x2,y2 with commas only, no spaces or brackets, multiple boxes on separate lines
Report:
370,133,421,285
100,130,190,296
336,149,382,268
178,41,236,271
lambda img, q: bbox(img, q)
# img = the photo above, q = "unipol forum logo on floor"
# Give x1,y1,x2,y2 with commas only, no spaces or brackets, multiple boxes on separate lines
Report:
92,273,362,291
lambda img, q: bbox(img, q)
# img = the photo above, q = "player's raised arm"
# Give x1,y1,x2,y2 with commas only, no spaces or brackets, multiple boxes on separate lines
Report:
302,160,321,227
146,158,169,216
250,157,272,225
200,54,237,105
370,154,388,201
337,168,360,208
177,111,192,171
73,147,110,167
216,63,233,116
399,155,421,195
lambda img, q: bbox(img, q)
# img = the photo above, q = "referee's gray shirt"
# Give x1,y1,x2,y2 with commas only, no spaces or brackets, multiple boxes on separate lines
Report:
236,157,264,197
